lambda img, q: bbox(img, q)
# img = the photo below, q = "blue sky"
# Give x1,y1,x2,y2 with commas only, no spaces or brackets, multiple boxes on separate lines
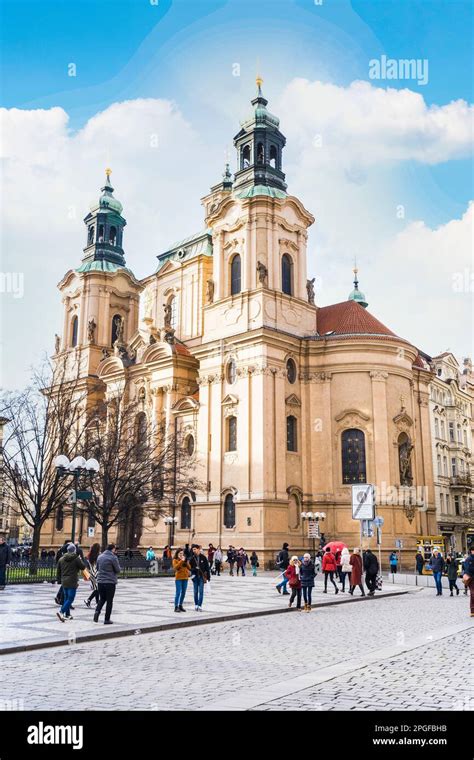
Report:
1,0,472,388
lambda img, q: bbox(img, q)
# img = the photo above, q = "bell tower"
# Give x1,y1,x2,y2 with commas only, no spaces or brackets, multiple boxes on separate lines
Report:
232,77,287,194
56,170,142,377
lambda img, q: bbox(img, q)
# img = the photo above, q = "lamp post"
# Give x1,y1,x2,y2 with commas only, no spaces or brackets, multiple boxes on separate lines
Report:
301,511,326,560
54,455,99,544
163,515,178,549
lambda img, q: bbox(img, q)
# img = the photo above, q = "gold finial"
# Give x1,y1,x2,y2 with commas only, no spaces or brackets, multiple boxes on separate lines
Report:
256,75,263,88
105,167,112,181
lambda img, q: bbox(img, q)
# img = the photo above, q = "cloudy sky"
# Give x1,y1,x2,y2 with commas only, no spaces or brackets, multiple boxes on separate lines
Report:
1,0,472,389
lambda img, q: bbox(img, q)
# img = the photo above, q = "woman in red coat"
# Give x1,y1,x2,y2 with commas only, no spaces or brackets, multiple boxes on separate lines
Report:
349,548,365,596
322,547,339,594
284,556,303,610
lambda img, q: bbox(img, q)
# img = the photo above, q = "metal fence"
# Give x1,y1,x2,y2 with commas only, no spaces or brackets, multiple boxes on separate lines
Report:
5,558,174,585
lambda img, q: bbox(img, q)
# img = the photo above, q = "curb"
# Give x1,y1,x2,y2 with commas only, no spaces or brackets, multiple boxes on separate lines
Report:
0,589,414,656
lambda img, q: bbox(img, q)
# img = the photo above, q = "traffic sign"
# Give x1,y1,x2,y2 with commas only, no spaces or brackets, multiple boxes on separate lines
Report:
373,516,384,527
395,539,404,549
308,522,320,538
352,485,375,520
77,490,93,501
87,527,95,538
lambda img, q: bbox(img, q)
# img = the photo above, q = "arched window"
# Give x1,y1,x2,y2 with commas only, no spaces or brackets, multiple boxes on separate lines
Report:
87,225,94,245
256,142,264,164
135,412,147,445
398,432,413,486
286,415,297,452
71,315,78,347
98,224,104,243
226,359,237,385
181,496,191,530
282,254,293,296
230,254,241,296
185,434,195,456
224,493,235,528
286,358,297,384
109,226,117,245
111,314,123,346
168,296,177,330
56,506,64,532
269,145,278,169
227,416,237,452
341,429,366,484
241,144,251,169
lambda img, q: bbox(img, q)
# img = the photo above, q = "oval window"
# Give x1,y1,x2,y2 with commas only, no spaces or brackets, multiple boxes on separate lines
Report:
286,358,297,384
186,435,195,456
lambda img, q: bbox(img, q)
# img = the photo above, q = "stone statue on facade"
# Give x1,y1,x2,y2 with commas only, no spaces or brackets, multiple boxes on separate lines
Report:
87,317,97,343
163,302,172,328
113,314,124,344
54,334,61,354
206,278,215,304
257,261,267,285
399,442,414,486
306,278,316,305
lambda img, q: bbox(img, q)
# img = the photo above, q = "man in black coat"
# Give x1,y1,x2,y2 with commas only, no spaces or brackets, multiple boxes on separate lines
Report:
189,544,210,611
276,542,290,595
363,549,379,596
0,535,12,590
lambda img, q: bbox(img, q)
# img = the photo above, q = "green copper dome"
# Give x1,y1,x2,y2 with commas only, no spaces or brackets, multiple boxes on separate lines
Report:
89,174,123,215
348,267,368,308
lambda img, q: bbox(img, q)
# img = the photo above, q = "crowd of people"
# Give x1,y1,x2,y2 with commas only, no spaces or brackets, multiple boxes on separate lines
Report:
1,532,473,619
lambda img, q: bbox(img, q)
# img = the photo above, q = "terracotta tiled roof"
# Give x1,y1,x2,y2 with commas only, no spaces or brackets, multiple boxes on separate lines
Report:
317,300,397,338
174,342,191,356
413,353,426,369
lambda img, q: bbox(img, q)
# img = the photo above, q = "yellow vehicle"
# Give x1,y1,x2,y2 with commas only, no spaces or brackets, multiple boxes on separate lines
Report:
416,535,445,574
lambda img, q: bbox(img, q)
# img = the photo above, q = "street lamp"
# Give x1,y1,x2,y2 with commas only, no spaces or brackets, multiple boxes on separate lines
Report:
163,515,178,549
54,455,99,543
301,511,326,559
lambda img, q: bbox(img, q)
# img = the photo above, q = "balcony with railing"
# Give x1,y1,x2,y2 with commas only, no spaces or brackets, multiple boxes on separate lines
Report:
449,474,472,489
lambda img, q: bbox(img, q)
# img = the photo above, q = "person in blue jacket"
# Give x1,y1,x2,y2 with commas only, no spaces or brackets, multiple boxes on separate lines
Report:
389,551,398,574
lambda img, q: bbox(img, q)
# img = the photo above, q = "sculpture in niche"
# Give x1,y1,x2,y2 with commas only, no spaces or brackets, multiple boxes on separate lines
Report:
87,318,97,343
398,433,414,486
306,278,315,305
257,261,268,285
206,279,214,304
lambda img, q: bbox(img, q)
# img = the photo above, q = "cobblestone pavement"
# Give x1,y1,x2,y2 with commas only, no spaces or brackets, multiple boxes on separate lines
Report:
0,571,407,651
1,587,472,711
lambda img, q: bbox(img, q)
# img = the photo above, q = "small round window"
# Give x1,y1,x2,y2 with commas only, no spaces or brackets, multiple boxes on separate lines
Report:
186,435,195,456
226,359,237,385
286,358,297,384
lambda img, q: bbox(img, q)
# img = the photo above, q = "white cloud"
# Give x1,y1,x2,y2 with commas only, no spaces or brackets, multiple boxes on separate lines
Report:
0,85,472,389
279,79,473,166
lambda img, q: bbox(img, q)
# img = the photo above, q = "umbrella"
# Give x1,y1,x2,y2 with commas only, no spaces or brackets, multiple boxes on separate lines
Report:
322,541,347,553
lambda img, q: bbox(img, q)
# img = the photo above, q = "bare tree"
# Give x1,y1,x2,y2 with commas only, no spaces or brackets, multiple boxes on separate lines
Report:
0,357,89,571
84,383,202,550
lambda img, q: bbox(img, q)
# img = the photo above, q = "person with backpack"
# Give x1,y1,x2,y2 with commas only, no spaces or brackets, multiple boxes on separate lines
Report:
300,553,316,611
84,542,100,608
54,540,70,606
275,543,290,595
322,546,339,594
363,549,379,596
226,545,237,576
389,551,398,574
250,551,259,576
56,543,86,622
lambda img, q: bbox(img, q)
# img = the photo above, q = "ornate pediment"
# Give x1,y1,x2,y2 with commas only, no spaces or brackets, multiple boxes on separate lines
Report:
393,411,414,427
285,394,301,407
223,237,243,252
278,237,299,252
335,409,370,424
222,393,239,406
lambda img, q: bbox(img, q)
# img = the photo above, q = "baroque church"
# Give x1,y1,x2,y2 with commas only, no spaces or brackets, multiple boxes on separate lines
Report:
45,80,438,562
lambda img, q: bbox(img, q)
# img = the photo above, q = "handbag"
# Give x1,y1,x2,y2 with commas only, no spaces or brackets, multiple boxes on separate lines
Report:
82,568,90,581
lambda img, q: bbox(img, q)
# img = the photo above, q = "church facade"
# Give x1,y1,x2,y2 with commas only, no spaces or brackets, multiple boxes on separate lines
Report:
44,81,443,564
